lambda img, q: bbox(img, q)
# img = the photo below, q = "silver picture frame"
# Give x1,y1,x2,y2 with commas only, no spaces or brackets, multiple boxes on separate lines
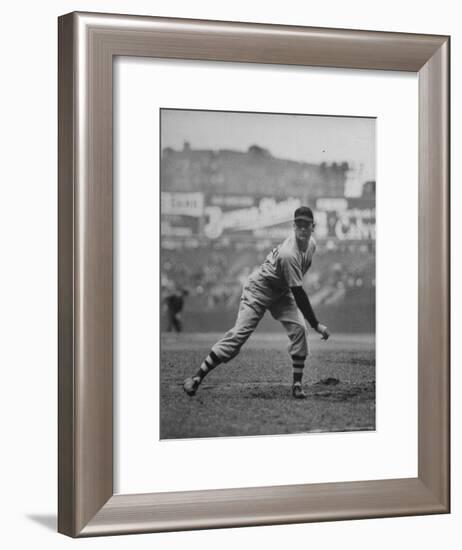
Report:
58,12,450,537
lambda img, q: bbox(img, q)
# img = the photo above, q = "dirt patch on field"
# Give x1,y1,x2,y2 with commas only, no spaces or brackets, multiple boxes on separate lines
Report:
160,337,376,439
186,379,375,404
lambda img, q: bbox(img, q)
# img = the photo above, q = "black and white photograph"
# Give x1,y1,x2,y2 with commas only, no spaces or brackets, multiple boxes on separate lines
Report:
160,108,376,439
2,0,455,546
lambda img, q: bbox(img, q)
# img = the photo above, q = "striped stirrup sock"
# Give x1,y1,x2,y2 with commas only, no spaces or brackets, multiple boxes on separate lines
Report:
194,351,221,381
292,355,306,385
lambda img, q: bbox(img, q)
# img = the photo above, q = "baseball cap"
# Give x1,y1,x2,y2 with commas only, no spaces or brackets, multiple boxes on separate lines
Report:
294,206,314,223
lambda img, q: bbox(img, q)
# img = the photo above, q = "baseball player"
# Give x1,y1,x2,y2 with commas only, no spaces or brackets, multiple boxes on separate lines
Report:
164,286,188,333
183,206,330,399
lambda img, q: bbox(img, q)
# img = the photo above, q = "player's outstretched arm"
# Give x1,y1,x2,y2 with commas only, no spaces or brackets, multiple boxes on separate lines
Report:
291,286,330,340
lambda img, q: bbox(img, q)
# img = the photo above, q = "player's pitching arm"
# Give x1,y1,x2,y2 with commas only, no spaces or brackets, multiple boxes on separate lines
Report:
291,286,330,340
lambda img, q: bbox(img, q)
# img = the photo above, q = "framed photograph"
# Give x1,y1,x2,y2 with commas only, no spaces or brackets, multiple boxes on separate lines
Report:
58,12,449,537
159,108,377,440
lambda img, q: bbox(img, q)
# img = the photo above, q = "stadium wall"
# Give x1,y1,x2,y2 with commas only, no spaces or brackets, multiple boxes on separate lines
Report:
163,302,375,334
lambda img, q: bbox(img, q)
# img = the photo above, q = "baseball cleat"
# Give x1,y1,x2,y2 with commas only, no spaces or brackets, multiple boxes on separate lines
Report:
292,383,306,399
183,376,201,396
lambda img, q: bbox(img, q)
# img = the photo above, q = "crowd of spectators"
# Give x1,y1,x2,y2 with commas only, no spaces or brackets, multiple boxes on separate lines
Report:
161,242,375,311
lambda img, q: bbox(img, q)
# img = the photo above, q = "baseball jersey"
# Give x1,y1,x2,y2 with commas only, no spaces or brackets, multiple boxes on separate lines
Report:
249,235,316,293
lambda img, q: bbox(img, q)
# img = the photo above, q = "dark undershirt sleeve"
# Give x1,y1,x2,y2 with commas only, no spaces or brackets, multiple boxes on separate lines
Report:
291,286,319,329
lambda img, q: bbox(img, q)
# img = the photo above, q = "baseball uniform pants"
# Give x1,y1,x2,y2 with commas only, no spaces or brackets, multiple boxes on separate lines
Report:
211,282,309,362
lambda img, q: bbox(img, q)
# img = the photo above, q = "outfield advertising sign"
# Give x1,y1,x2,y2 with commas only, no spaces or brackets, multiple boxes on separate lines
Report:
161,192,375,243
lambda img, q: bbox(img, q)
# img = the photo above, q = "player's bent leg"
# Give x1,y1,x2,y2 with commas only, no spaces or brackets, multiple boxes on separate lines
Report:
211,324,256,363
183,351,221,396
284,322,309,357
211,297,265,363
291,354,307,399
183,292,265,396
286,325,309,398
270,295,309,398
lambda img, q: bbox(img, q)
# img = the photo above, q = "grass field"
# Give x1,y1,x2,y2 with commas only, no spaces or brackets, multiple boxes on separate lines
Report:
160,332,375,439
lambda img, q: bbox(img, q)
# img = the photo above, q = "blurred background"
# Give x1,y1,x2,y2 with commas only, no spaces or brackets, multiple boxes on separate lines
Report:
160,110,375,334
